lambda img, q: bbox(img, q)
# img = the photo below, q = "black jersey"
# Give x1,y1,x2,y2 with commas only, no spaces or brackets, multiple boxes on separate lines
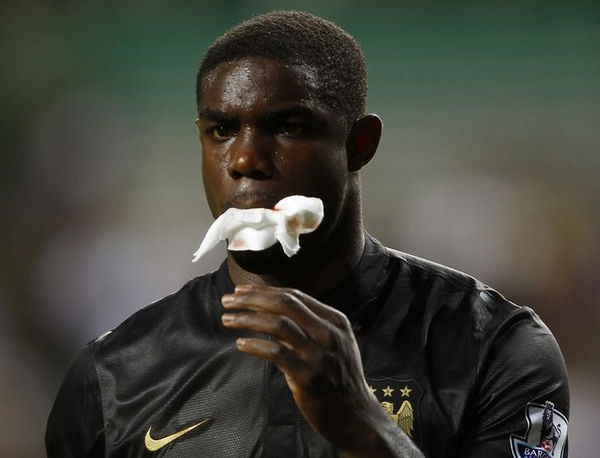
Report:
46,236,569,457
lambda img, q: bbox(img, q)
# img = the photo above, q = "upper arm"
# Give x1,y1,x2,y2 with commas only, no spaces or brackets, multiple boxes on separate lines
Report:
46,345,105,458
459,310,569,458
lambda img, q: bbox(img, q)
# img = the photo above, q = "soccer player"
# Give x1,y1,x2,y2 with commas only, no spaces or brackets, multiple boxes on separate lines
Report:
46,11,569,458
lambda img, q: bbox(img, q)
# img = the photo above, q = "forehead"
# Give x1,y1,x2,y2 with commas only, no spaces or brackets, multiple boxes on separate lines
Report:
199,57,323,112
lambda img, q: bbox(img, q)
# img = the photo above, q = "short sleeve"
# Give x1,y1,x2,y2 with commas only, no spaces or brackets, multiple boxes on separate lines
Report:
460,308,570,458
46,344,105,457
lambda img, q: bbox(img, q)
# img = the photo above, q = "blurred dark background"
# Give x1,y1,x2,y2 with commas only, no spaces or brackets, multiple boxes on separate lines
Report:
1,1,598,456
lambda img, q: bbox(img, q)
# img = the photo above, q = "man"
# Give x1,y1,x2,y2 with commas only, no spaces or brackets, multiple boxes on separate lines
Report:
46,11,569,458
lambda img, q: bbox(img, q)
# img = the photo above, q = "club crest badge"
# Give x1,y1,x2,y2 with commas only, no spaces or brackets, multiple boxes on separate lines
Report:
366,377,424,443
510,401,568,458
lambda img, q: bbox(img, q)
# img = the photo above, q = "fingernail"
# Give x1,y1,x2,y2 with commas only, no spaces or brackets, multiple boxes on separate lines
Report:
235,284,251,293
222,295,235,306
221,313,234,324
236,337,247,347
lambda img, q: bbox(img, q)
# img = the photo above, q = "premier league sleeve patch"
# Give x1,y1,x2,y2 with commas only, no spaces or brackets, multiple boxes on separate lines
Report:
510,401,568,458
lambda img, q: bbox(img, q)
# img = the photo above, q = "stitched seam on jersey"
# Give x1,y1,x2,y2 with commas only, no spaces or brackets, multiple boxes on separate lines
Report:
90,340,108,454
475,306,537,377
358,256,413,347
293,402,299,456
384,247,518,329
385,246,485,292
263,354,271,457
469,306,539,434
355,234,395,307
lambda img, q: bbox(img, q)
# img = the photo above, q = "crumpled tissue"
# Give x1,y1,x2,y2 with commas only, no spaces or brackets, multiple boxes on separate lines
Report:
192,195,324,262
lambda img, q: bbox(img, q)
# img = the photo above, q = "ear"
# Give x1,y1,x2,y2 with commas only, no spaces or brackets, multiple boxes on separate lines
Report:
345,114,382,172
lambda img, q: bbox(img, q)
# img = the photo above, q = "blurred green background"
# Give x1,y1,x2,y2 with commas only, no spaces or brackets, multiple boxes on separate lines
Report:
1,1,598,456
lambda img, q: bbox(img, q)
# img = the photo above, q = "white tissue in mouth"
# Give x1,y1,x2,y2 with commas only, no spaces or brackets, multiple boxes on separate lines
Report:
192,195,324,262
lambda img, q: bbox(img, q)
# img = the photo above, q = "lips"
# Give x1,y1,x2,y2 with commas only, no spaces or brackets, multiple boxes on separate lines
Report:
224,190,283,210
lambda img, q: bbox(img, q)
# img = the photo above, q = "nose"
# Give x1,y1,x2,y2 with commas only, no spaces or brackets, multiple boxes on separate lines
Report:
227,128,276,180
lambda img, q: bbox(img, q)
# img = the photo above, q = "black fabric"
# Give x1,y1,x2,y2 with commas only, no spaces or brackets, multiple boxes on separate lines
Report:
46,235,569,457
46,345,105,457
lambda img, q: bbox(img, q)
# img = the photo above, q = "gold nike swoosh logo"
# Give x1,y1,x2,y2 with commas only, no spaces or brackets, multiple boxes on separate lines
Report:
144,419,210,451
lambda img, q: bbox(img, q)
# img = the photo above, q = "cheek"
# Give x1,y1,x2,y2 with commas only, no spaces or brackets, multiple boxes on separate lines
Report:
311,146,349,210
201,139,230,180
278,138,346,177
307,146,347,187
282,143,348,205
201,145,231,215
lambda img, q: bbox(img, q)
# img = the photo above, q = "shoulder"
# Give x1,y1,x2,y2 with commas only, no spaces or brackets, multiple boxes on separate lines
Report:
372,240,569,454
90,269,222,353
381,245,528,335
46,344,105,456
384,245,498,303
376,241,565,376
46,270,225,456
381,244,569,454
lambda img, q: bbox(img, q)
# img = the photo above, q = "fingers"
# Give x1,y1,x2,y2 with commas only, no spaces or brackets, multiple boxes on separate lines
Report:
222,311,311,351
221,284,359,387
235,337,304,375
234,337,335,396
222,285,340,345
291,289,349,328
231,284,346,325
221,285,376,452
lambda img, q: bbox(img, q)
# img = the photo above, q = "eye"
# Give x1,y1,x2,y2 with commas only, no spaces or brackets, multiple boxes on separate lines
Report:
278,121,307,138
207,124,236,141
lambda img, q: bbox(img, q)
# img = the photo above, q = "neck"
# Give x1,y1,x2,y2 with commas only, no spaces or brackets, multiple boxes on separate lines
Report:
227,186,365,297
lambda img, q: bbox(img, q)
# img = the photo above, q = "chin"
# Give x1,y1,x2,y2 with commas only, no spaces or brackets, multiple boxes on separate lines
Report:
229,229,328,276
230,244,292,274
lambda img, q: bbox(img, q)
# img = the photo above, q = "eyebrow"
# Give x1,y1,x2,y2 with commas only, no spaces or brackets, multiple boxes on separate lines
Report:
198,105,322,124
262,105,321,124
197,108,235,123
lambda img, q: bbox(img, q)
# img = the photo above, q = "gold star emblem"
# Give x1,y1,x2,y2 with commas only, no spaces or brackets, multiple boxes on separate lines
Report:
400,386,412,397
382,385,394,397
369,385,376,394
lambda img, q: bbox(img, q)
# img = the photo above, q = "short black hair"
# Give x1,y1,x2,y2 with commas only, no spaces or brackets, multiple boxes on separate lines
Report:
197,10,367,128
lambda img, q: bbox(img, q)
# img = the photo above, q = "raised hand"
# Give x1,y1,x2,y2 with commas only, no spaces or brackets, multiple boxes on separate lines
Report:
221,284,423,457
